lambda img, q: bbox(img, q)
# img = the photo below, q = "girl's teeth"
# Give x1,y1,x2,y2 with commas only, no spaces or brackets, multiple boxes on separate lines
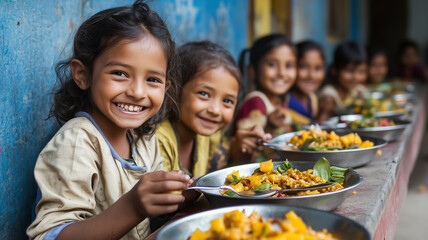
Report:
117,103,142,112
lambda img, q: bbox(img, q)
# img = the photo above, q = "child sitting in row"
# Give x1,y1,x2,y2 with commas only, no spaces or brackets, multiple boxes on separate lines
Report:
317,41,368,122
366,45,389,84
286,40,326,125
28,2,192,239
232,34,296,137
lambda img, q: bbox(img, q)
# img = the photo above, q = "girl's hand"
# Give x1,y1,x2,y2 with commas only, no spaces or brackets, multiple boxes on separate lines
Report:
230,125,272,165
130,171,193,218
268,108,287,128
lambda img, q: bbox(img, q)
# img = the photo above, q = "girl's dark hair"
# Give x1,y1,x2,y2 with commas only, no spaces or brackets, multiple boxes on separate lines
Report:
171,40,241,120
366,45,387,64
332,41,367,69
238,33,295,92
296,40,325,63
397,39,420,59
51,0,179,139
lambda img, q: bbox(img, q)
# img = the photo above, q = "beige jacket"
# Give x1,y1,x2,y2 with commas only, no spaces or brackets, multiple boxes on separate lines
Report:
27,116,165,239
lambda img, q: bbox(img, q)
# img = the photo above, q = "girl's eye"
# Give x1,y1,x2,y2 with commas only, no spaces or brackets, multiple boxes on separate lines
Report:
223,99,235,105
147,77,162,83
267,62,277,67
112,71,127,78
286,62,295,69
198,91,209,97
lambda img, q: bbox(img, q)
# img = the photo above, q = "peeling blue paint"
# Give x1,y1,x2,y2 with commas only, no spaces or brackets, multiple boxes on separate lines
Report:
0,1,247,239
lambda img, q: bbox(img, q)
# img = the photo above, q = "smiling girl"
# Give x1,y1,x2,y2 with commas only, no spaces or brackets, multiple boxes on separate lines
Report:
155,41,241,178
318,41,368,122
232,34,297,137
27,2,192,239
286,40,325,125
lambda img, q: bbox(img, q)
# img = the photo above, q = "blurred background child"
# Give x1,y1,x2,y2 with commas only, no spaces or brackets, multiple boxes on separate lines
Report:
27,2,193,239
317,41,368,122
366,45,389,84
286,40,325,125
396,39,426,82
233,33,297,137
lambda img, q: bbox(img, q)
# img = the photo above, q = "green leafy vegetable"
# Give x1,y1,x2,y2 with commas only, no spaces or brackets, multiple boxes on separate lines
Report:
253,183,271,191
229,175,241,185
253,168,261,173
313,157,348,183
346,145,359,150
224,191,238,196
313,157,330,182
277,159,293,173
330,166,348,183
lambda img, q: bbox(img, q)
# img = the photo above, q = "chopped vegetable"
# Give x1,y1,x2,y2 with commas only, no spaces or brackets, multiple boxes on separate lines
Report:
253,183,271,191
277,159,293,173
229,174,241,185
260,159,273,173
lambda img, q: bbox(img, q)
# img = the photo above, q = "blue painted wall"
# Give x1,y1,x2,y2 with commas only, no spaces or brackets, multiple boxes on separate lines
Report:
291,0,364,66
0,0,247,239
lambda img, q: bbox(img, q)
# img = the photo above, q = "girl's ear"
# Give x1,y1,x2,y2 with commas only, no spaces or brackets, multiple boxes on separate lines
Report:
165,80,171,91
247,64,255,80
70,59,90,90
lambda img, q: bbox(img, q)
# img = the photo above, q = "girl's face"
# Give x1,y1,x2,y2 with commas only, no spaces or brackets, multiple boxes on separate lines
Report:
368,54,388,82
88,37,168,133
337,63,367,91
401,47,419,67
257,45,296,97
179,66,239,136
296,49,325,95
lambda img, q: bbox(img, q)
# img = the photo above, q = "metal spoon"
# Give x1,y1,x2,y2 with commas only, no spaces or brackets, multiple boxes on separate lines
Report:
187,182,337,198
187,185,275,198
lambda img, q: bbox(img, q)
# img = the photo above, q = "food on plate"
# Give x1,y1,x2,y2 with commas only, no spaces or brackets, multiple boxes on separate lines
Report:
287,128,374,151
351,98,406,115
344,115,396,129
189,209,337,240
222,159,346,197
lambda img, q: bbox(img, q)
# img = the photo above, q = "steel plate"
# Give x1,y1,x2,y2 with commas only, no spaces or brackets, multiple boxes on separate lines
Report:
264,132,387,168
192,161,363,211
322,114,412,142
155,204,370,240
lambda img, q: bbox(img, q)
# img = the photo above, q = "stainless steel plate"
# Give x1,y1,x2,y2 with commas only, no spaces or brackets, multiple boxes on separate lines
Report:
265,132,387,168
193,161,363,211
323,115,412,142
155,204,370,240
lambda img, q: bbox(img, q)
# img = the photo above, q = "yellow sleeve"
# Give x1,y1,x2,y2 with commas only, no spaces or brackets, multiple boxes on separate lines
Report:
155,120,179,171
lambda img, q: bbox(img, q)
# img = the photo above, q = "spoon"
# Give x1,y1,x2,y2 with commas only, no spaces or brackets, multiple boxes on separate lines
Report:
187,182,337,198
187,185,275,198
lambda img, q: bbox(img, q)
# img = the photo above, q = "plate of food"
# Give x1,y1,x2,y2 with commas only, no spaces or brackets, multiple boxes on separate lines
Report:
191,159,362,211
263,128,387,168
155,204,370,240
349,97,408,118
322,114,411,142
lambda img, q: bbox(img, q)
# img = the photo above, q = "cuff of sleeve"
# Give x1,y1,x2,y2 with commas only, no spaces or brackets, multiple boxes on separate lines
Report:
44,222,74,240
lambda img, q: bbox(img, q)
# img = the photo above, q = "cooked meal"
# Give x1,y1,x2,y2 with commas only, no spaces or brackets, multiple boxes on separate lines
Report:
345,115,396,129
287,128,374,151
189,209,337,240
222,159,346,197
351,98,406,115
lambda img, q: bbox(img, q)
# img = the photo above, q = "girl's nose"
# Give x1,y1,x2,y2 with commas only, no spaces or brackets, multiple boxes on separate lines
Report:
127,79,147,99
207,100,221,115
278,66,287,77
